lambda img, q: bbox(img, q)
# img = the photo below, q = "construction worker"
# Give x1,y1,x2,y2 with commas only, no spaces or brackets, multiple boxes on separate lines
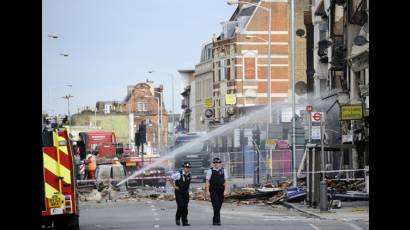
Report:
85,154,97,179
205,157,229,226
113,157,121,165
171,162,192,226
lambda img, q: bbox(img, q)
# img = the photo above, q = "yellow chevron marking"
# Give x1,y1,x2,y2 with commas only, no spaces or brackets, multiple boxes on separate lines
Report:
45,182,59,199
43,153,71,185
59,146,68,155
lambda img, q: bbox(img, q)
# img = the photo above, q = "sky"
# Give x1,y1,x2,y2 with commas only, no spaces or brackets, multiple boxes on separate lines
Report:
42,0,235,116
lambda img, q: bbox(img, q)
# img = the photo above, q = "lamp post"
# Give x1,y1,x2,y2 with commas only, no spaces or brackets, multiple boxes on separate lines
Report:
148,70,176,148
158,91,163,153
228,0,272,127
61,94,74,125
290,0,297,190
48,84,72,116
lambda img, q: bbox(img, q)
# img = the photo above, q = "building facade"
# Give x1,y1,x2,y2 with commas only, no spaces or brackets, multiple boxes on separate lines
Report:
178,70,195,133
311,0,369,177
192,41,214,132
86,80,169,154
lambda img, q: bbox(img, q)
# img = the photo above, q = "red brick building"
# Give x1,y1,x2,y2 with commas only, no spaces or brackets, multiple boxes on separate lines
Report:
213,0,290,122
95,80,168,153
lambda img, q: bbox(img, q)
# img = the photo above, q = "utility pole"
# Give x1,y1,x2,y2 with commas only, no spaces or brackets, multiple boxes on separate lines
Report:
320,113,328,211
62,94,74,125
160,91,163,153
291,0,297,192
240,129,246,179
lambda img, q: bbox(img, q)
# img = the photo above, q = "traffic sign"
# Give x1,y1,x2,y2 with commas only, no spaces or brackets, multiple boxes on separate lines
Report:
204,97,213,108
311,112,322,122
311,125,321,139
340,104,363,120
306,105,313,113
225,94,236,105
204,109,214,118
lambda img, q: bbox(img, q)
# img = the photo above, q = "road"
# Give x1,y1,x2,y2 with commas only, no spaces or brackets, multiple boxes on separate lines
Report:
79,198,369,230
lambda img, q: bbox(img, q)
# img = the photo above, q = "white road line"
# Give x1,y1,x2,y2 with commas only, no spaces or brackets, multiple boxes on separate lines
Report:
150,205,155,208
154,225,159,228
152,208,157,211
155,218,160,221
309,223,321,230
345,222,364,230
153,212,158,216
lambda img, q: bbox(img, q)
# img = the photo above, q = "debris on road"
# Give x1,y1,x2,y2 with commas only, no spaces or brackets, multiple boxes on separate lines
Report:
286,187,306,202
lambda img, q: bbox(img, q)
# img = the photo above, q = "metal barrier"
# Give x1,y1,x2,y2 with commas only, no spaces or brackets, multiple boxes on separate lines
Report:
210,150,292,182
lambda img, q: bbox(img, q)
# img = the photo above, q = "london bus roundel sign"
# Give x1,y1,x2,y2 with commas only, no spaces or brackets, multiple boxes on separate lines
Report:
312,112,321,122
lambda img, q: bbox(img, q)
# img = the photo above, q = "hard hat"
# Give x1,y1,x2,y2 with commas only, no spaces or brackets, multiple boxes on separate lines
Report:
113,157,119,161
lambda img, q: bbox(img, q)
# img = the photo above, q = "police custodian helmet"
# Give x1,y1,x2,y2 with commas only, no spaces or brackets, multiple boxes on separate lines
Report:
212,157,222,163
182,162,191,168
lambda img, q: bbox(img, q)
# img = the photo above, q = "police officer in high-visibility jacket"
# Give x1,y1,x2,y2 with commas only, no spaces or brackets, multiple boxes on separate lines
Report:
171,162,192,226
205,157,229,226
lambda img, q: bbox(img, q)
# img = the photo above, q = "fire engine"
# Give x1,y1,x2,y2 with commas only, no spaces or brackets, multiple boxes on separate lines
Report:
41,123,79,229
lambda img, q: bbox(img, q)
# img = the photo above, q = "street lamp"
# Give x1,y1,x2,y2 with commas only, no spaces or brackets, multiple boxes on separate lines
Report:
61,94,74,125
148,70,176,147
48,34,59,39
230,0,296,187
147,91,163,154
290,0,297,192
48,84,72,116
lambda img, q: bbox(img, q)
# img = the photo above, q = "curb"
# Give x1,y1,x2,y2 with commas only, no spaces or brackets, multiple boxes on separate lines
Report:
282,202,329,220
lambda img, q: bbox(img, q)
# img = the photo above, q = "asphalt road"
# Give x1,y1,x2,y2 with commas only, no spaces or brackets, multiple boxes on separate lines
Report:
79,198,369,230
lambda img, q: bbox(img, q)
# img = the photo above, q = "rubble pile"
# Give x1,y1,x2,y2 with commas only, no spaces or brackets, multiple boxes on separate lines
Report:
328,179,366,193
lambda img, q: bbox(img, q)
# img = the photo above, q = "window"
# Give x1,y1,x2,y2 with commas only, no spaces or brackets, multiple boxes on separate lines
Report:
104,104,111,114
242,51,258,80
137,102,147,112
225,59,231,81
219,60,225,81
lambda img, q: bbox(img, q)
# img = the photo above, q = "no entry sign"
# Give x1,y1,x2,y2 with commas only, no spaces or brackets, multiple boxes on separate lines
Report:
306,105,313,113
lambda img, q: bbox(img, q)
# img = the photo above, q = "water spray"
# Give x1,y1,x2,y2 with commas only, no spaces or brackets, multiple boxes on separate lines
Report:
116,102,288,187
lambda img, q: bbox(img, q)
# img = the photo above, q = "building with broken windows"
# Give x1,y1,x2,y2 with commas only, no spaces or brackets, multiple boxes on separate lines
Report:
308,0,369,187
72,80,168,154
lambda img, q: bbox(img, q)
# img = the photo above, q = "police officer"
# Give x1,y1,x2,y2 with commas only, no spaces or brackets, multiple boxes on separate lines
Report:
205,157,229,226
171,162,192,226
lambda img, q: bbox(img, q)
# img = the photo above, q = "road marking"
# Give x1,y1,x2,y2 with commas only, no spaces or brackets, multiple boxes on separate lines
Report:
152,208,157,211
309,223,321,230
155,218,160,221
345,222,364,230
150,205,155,208
153,212,158,216
154,224,159,228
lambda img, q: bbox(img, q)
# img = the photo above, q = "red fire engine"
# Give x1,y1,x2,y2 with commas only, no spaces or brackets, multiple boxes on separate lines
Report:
41,127,79,230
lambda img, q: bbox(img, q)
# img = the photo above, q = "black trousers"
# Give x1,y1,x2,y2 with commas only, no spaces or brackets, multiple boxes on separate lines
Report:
209,185,224,223
175,190,189,224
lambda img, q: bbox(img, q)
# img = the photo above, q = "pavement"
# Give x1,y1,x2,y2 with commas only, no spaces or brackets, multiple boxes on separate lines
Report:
283,201,369,223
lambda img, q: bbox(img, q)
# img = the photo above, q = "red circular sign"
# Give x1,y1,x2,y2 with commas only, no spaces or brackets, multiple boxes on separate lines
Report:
313,112,321,121
306,105,313,113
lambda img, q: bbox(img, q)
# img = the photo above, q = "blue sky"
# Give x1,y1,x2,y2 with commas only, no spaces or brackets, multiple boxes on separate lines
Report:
42,0,234,116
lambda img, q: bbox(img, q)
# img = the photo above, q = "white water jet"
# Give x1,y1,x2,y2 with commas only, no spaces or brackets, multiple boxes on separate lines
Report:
117,101,287,186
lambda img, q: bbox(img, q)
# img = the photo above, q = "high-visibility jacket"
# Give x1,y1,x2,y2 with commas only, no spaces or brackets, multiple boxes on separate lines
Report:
87,155,96,171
